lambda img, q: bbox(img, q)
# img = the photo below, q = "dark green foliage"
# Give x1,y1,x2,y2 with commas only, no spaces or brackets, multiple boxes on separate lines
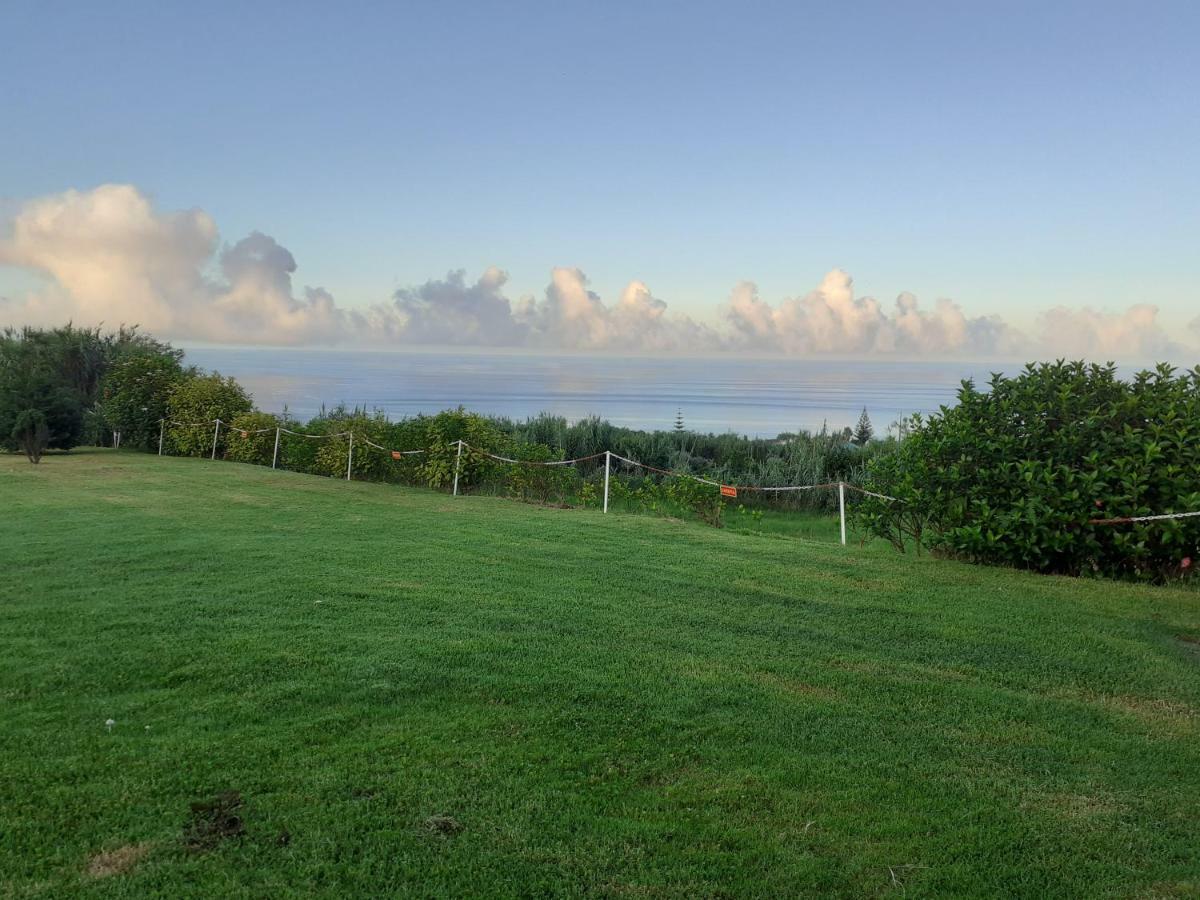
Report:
0,330,84,462
856,361,1200,582
0,325,183,457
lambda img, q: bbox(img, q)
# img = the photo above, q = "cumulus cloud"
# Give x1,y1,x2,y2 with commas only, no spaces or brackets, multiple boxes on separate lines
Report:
0,184,1192,360
724,269,1023,356
0,184,392,345
393,267,527,346
1033,304,1179,360
512,268,722,352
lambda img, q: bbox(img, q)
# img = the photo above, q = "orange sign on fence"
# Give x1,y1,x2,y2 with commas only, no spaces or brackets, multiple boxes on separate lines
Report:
720,485,737,498
391,450,402,460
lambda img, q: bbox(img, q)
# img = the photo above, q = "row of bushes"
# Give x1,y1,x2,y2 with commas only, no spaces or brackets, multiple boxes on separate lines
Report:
163,405,743,525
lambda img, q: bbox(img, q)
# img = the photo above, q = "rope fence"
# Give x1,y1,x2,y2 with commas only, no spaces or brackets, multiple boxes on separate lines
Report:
145,419,1197,545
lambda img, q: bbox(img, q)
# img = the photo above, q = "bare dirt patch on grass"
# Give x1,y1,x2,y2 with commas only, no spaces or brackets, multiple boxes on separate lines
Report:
87,842,152,879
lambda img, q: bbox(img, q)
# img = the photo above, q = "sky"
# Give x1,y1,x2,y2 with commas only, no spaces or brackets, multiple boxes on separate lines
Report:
1,0,1198,359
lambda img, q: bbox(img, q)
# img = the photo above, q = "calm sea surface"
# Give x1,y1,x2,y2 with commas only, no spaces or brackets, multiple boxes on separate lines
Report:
182,347,1014,437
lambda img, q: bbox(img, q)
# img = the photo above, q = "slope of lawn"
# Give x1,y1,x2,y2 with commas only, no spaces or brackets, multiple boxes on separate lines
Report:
1,450,1198,898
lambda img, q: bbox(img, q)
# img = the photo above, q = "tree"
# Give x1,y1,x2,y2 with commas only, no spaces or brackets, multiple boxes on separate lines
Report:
0,335,83,463
99,353,186,451
854,408,873,446
673,408,685,433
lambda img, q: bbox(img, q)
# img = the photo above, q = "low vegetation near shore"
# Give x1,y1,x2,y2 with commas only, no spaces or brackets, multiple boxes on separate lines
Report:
2,451,1198,896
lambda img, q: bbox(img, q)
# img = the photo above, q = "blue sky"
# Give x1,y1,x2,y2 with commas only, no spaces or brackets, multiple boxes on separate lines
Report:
1,0,1197,354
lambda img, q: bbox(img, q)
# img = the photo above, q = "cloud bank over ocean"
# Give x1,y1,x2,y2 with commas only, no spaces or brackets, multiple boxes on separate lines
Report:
0,185,1189,360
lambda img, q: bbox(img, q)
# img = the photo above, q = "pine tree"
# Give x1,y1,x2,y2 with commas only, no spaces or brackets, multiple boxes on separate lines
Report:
854,407,873,446
673,408,685,433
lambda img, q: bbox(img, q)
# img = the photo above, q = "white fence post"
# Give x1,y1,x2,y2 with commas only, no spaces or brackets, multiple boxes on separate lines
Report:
452,439,464,496
346,432,354,481
272,427,281,469
211,419,221,460
158,419,164,456
603,450,611,513
838,482,847,546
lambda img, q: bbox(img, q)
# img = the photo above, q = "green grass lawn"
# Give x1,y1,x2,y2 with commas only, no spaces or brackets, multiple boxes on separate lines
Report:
2,450,1198,898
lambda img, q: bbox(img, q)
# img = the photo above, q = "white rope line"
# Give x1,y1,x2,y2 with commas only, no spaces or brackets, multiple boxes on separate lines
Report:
152,426,1200,526
278,428,351,439
159,426,901,500
1091,509,1200,525
753,484,826,493
609,453,720,489
462,441,604,466
846,486,899,502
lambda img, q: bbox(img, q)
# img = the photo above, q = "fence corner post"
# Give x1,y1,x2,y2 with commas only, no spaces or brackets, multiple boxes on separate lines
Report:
603,450,611,514
452,439,464,497
838,481,847,546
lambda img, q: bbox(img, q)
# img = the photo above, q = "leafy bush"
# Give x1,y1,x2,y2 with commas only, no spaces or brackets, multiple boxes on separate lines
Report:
503,443,576,504
667,476,725,526
856,361,1200,582
166,373,253,457
224,413,282,466
415,408,510,491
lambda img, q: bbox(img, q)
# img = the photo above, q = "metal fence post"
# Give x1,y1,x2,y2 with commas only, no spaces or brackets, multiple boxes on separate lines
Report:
158,419,165,456
452,439,464,496
272,427,281,469
838,482,847,546
603,450,611,513
346,432,354,481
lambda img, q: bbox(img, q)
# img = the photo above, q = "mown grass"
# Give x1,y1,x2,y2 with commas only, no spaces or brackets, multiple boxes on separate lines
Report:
1,450,1198,898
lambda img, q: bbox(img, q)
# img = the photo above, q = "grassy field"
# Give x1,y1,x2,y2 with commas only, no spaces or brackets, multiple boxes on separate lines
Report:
2,450,1199,898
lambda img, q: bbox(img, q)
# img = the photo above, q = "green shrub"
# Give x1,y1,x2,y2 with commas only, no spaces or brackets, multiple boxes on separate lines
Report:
415,408,510,491
224,412,281,466
503,443,576,504
667,476,725,527
165,373,253,457
856,361,1200,582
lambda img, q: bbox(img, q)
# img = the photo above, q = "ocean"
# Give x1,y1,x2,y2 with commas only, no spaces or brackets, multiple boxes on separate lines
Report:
181,347,1010,438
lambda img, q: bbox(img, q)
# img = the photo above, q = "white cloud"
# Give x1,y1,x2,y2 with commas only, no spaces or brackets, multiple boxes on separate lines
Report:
1034,304,1178,360
0,184,1192,360
392,267,527,346
511,268,722,352
0,184,392,345
724,269,1023,356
